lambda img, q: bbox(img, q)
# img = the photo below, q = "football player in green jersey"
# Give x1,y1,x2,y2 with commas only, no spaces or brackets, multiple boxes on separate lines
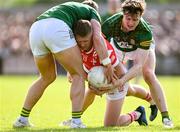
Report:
13,1,115,128
101,0,173,128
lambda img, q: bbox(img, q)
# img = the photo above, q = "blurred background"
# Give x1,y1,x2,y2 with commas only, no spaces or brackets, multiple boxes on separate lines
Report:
0,0,180,75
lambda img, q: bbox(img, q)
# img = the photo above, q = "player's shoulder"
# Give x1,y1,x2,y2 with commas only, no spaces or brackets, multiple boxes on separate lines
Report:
138,18,152,36
135,18,153,49
102,12,122,25
135,18,152,42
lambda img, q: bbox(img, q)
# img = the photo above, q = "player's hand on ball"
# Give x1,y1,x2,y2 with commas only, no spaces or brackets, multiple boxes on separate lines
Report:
88,83,105,96
88,83,111,96
104,63,118,84
97,83,117,91
88,66,117,94
114,78,125,89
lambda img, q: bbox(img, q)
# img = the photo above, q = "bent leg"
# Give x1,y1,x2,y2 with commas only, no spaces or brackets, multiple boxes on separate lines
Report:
54,45,86,112
82,89,96,112
117,114,132,126
24,53,56,110
104,98,142,127
142,49,168,112
127,84,155,105
104,98,124,126
127,84,148,98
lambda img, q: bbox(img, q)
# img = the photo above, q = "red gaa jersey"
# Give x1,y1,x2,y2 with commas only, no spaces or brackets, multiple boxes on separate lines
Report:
81,39,119,73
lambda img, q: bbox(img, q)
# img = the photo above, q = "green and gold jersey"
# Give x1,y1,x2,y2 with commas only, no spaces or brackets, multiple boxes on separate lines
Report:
102,12,153,52
101,13,112,22
36,2,101,29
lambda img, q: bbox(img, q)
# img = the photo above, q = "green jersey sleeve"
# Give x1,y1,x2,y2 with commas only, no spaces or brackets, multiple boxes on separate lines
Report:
137,18,153,50
138,33,152,50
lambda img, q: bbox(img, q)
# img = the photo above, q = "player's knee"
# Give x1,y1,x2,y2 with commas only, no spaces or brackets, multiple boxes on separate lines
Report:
127,86,136,96
143,69,156,83
41,73,56,85
71,74,84,82
48,74,56,83
69,68,86,80
117,121,128,126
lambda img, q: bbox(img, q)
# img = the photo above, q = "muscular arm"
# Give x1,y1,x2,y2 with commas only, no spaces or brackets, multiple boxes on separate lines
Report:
90,19,108,61
90,19,116,82
120,49,149,84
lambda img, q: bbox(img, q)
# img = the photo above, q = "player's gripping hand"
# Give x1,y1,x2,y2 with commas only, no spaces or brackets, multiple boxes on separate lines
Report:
88,82,117,96
113,78,126,91
103,63,118,84
88,83,111,96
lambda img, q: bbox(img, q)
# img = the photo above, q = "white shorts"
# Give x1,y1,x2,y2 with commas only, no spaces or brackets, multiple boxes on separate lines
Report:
110,38,155,62
106,83,128,100
29,18,77,56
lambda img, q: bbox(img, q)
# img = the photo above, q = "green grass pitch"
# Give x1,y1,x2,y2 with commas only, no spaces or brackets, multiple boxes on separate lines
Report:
0,75,180,132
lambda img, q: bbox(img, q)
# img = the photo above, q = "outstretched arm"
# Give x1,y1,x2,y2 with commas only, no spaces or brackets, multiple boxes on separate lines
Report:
116,49,149,87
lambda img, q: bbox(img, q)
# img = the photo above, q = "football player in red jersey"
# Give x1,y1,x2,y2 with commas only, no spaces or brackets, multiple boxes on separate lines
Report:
63,19,158,127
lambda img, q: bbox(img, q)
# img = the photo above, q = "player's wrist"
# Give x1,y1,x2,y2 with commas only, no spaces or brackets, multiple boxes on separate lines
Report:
101,57,111,66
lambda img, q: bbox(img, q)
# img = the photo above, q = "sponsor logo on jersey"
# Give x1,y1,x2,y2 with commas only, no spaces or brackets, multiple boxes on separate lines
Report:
130,39,135,45
116,41,133,49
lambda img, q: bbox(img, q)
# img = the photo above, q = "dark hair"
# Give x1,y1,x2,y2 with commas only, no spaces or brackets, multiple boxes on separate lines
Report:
82,0,99,11
122,0,146,15
73,20,92,37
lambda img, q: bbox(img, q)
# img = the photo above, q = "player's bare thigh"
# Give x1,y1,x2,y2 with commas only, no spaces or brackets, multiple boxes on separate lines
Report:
54,45,86,77
34,53,56,81
104,98,124,126
142,49,156,73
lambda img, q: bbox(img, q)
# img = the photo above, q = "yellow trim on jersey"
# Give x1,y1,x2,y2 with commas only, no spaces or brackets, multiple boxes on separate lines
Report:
140,40,152,47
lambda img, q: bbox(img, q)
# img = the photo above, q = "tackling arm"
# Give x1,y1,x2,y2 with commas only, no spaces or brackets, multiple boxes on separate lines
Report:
90,19,116,83
116,49,149,87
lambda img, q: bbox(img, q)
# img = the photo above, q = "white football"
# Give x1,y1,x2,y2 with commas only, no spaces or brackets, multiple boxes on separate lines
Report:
87,66,107,88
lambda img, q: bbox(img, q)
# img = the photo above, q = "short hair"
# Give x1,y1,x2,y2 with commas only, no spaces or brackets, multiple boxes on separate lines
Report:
122,0,146,15
82,0,99,11
73,19,92,37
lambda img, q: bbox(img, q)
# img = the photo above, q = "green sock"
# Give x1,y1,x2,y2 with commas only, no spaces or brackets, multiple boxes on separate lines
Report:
161,111,169,120
72,111,82,119
20,107,31,117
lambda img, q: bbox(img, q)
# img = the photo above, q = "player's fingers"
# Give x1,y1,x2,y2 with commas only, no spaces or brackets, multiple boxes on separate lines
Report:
92,89,104,96
88,84,104,95
113,73,118,80
98,85,112,90
106,74,111,83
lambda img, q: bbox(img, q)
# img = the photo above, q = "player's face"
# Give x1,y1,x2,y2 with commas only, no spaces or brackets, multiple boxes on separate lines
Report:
75,32,93,52
122,13,141,32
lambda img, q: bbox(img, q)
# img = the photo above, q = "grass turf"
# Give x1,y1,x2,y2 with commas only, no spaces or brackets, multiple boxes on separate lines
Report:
0,75,180,131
